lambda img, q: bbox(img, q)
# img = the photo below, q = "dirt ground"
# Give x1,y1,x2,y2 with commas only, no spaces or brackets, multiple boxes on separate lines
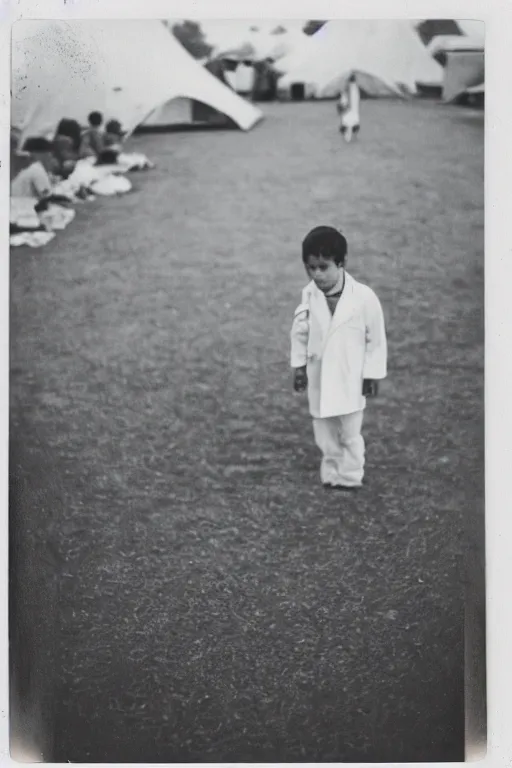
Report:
10,99,484,762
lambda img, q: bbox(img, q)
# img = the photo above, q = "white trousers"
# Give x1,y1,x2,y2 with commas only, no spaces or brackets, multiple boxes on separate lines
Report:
312,410,365,487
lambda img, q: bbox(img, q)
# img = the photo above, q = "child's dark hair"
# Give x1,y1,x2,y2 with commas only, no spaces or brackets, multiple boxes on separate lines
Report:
55,118,82,152
302,226,347,266
106,119,123,136
88,111,103,127
22,136,53,153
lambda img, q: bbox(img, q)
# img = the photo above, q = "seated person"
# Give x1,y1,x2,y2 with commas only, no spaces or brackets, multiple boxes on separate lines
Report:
96,119,125,165
10,127,32,181
79,111,105,159
11,137,55,200
53,118,83,177
11,137,75,230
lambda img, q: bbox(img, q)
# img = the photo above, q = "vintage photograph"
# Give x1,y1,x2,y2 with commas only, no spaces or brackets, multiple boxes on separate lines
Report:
9,16,485,762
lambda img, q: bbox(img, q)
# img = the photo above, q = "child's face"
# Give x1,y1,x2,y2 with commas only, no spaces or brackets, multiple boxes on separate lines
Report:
305,254,343,293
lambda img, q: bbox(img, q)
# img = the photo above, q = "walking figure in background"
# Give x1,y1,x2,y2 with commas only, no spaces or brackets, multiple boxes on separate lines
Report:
290,226,387,490
338,73,361,143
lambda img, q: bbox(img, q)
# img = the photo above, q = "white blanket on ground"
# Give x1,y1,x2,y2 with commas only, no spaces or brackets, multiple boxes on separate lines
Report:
63,158,133,196
90,175,132,196
39,205,76,231
10,231,56,248
10,197,40,228
117,152,155,171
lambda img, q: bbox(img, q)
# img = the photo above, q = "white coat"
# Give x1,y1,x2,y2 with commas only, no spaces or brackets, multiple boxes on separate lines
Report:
290,272,387,419
340,81,360,128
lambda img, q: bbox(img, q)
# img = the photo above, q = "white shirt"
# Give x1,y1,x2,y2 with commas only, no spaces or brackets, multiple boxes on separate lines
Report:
11,161,51,200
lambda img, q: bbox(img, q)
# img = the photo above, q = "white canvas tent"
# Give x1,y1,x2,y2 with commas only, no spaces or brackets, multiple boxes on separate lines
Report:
425,22,484,103
246,28,310,63
201,20,307,63
273,34,316,76
442,51,484,103
11,19,263,142
278,20,443,98
427,34,485,65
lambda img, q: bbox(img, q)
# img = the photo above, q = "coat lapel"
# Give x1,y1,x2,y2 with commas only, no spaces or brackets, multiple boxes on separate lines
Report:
306,274,359,358
328,272,358,335
305,282,331,358
310,284,332,334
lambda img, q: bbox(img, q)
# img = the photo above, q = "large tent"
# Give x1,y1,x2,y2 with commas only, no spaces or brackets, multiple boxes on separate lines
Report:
207,28,308,100
202,20,307,64
425,22,484,103
442,51,484,103
278,20,443,99
219,28,310,64
427,34,485,65
11,19,263,142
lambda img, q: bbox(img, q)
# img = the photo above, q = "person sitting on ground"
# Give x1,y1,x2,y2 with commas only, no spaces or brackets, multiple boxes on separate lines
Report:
10,137,58,234
11,136,76,232
53,118,83,176
11,137,55,201
10,127,32,181
96,119,125,165
96,119,154,172
79,111,105,159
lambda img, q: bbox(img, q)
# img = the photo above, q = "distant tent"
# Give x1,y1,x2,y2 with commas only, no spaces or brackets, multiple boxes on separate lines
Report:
278,20,443,99
273,35,316,77
211,28,306,101
254,29,311,63
251,60,279,101
427,34,485,65
442,51,484,103
11,19,263,141
425,25,484,104
218,42,257,62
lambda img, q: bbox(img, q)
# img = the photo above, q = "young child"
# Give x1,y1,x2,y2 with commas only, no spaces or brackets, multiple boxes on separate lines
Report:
290,226,387,489
79,111,105,159
10,137,55,200
96,119,125,165
338,72,361,143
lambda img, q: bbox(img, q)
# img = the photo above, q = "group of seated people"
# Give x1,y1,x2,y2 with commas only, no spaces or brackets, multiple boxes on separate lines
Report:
11,111,154,248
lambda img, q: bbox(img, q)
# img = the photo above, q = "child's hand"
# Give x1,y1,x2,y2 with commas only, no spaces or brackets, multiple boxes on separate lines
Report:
293,367,308,392
362,379,379,397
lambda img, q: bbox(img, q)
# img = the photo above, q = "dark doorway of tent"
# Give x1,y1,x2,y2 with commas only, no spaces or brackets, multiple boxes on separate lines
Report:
135,98,238,133
290,83,306,101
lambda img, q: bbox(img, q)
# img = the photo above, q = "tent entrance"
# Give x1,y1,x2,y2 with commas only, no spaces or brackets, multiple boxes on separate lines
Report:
290,83,305,101
135,97,238,133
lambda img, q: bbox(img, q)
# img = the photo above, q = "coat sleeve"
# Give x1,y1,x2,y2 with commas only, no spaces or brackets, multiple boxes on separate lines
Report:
363,289,387,380
290,296,309,369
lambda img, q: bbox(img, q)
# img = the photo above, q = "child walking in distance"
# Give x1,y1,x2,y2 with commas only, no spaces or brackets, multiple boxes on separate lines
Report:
338,72,361,143
290,226,387,489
